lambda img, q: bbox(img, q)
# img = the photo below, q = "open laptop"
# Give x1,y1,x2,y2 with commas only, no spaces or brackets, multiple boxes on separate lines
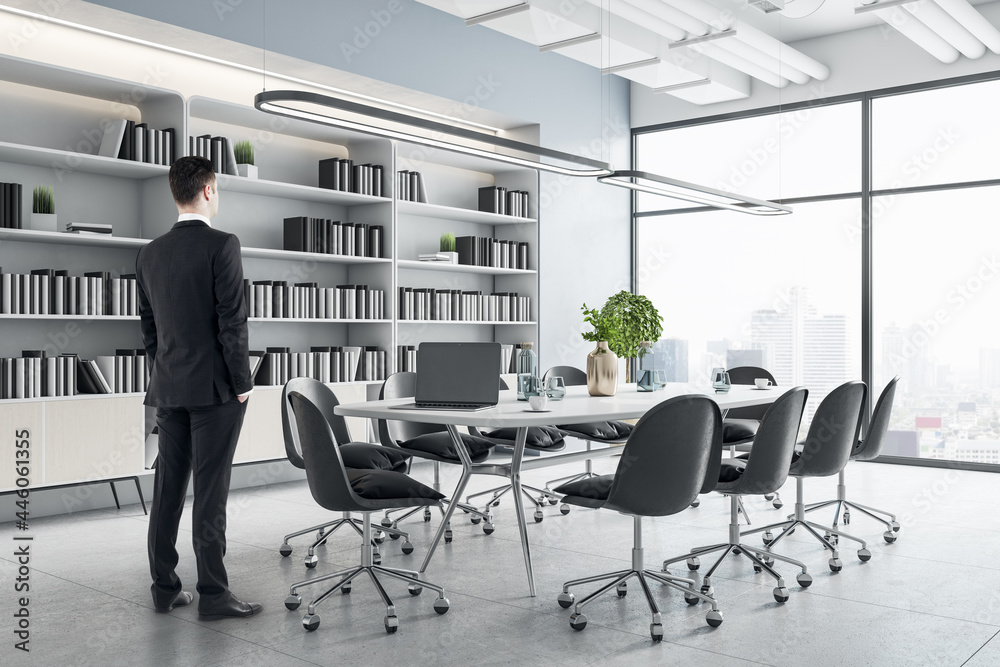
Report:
391,342,501,411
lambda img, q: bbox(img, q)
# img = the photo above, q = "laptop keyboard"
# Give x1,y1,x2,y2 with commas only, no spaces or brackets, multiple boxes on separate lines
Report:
420,402,491,409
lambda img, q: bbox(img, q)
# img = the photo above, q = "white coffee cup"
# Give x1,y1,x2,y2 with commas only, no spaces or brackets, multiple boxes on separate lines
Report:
528,394,548,411
754,378,772,389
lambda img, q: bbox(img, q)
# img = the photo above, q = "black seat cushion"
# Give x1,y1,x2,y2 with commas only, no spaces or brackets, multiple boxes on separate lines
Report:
553,474,614,509
716,458,748,486
482,425,566,451
398,432,495,463
723,418,759,444
339,443,410,472
346,468,445,502
557,420,633,442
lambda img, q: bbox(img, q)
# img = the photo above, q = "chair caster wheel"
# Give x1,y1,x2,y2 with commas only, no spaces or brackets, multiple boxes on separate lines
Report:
374,532,385,544
706,610,724,627
753,564,763,573
762,531,774,546
384,615,398,634
284,593,301,610
796,572,813,588
533,510,544,523
444,530,453,544
773,587,790,603
389,524,401,540
304,555,318,569
279,544,292,557
764,494,775,501
843,510,851,525
684,591,700,605
423,508,432,522
883,531,897,544
891,520,901,532
381,518,393,529
302,613,320,631
700,584,714,597
316,530,326,541
401,541,414,555
342,583,352,594
690,499,701,508
650,622,664,641
560,504,571,516
858,548,871,562
483,523,495,535
408,583,422,596
373,554,382,566
825,532,839,546
773,500,784,509
763,555,774,568
491,500,501,508
687,557,700,571
548,497,558,506
616,582,627,598
433,597,450,614
733,547,742,556
829,558,843,572
569,613,588,631
471,515,482,525
557,592,575,609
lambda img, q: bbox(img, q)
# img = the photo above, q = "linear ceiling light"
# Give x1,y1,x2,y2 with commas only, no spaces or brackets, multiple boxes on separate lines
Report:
935,0,1000,53
904,1,985,59
598,171,793,216
255,90,613,177
0,4,503,134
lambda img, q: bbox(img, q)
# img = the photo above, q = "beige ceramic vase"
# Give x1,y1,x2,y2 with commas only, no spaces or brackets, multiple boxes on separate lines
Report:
586,341,618,396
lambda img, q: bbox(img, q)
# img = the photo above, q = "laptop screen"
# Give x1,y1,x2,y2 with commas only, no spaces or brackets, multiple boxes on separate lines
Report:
415,342,502,406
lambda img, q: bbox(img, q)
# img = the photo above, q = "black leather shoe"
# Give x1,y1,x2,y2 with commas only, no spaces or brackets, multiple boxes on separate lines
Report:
154,590,193,613
198,593,262,619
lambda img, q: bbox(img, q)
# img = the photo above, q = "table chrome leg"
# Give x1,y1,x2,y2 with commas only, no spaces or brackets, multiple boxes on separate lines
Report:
419,424,473,575
509,426,535,596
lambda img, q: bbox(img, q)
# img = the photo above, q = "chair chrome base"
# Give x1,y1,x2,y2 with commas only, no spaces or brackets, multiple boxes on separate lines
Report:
280,512,412,567
381,461,492,538
466,481,560,516
741,478,873,571
285,511,449,633
800,473,900,543
663,495,812,603
560,516,722,640
544,439,600,492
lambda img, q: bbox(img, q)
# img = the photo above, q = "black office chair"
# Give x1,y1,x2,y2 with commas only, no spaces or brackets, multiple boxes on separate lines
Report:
377,372,494,539
540,365,633,514
465,378,567,522
284,391,450,633
553,395,724,640
742,381,873,573
801,376,901,543
724,366,782,509
278,378,414,568
662,387,813,604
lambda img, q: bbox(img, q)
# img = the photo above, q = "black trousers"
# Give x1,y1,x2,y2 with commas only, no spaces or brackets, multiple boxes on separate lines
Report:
148,397,247,608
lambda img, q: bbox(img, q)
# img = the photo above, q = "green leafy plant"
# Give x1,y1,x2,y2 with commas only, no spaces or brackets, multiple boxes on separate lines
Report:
440,233,456,252
600,290,663,362
580,303,615,350
32,185,54,214
233,140,254,166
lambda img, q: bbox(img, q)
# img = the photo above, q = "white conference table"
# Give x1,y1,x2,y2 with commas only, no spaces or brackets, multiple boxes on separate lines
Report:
336,382,779,597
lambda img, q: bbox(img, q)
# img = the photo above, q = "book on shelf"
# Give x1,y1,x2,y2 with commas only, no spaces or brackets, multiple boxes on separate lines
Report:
319,158,384,197
98,118,129,158
282,216,384,258
455,236,529,269
0,351,79,399
478,186,529,217
187,134,237,175
397,286,531,323
254,346,387,386
396,170,427,202
1,183,23,229
417,253,453,262
65,222,113,234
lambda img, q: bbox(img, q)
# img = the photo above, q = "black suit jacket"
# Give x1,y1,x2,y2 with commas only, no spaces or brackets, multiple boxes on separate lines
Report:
136,220,252,408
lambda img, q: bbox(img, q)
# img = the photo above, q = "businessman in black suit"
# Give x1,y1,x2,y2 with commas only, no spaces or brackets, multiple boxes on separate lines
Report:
137,156,261,619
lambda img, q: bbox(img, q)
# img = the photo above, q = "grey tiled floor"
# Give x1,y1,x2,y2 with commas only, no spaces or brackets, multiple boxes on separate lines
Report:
2,455,999,666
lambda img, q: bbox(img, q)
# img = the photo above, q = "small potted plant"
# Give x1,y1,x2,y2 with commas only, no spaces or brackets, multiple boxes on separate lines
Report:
600,290,664,383
580,303,618,396
234,140,256,179
31,185,57,232
440,232,458,264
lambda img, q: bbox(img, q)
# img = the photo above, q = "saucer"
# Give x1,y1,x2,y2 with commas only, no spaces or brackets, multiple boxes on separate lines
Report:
752,386,772,390
523,408,552,413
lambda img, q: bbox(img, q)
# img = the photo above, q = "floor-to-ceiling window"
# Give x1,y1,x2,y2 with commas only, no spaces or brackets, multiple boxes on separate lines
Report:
634,75,1000,465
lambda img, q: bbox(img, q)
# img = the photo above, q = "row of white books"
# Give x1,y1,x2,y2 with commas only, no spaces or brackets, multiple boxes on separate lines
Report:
396,343,522,374
397,287,531,322
244,282,385,320
0,350,147,399
255,346,387,385
1,271,138,316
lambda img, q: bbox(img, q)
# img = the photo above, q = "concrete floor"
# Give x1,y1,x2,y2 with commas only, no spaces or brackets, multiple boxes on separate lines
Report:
2,452,999,667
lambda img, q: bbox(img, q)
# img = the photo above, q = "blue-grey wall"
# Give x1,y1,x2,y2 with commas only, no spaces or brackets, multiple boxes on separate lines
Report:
83,0,632,369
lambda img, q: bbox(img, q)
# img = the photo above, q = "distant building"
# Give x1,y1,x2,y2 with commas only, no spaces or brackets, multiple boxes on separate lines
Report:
981,349,1000,388
656,338,688,383
727,348,764,370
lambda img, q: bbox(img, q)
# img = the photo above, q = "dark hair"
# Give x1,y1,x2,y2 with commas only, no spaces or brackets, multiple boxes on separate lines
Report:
169,156,216,206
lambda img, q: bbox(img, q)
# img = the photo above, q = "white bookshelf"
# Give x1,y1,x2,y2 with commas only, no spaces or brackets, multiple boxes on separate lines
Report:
396,259,536,276
397,200,536,225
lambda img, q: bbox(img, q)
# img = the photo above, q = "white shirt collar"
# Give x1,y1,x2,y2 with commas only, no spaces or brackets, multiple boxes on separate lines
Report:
177,213,211,227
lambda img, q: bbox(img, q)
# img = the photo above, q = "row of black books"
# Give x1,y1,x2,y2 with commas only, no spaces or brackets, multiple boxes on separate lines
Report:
478,186,529,217
188,134,239,176
98,119,176,166
455,236,529,270
0,183,23,229
319,158,384,197
244,281,385,320
1,270,138,316
254,346,387,385
0,350,148,399
282,217,384,258
396,343,525,375
397,287,531,322
65,222,113,236
396,170,427,203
